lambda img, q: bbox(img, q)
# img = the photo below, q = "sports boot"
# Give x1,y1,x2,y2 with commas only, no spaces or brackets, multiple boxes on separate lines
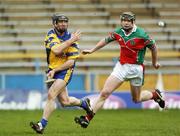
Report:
74,116,89,128
30,122,44,134
154,89,165,108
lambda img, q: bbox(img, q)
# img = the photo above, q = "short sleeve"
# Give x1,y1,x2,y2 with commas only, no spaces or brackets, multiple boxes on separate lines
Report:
144,32,156,49
44,31,61,49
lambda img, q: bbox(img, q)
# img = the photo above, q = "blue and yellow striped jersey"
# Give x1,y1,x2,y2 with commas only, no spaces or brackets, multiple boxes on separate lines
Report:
44,29,80,69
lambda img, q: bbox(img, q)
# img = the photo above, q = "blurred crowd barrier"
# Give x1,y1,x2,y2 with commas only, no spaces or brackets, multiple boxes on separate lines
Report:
0,70,179,92
0,90,179,110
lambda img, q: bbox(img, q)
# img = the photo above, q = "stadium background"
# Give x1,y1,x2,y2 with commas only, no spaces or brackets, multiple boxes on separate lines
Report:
0,0,179,110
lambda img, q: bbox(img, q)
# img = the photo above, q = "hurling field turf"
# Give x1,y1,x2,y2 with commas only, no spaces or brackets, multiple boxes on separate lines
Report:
0,109,179,136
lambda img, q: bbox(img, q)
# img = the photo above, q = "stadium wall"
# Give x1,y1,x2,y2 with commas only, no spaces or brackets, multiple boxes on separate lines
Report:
0,72,179,110
0,72,179,92
0,73,86,91
0,90,180,110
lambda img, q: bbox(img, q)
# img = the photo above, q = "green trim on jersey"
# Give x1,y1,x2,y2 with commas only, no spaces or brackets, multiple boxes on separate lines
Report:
114,27,154,44
137,48,146,64
105,37,114,43
113,26,155,64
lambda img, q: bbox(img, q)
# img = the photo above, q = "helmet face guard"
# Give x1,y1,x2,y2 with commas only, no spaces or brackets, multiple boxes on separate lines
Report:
120,12,135,31
52,13,69,33
120,12,135,22
52,14,69,24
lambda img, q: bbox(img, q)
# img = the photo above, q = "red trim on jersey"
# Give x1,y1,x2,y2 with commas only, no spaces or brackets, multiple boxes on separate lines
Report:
144,39,151,45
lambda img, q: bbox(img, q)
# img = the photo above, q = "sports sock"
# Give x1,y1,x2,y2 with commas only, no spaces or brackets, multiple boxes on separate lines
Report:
85,113,95,121
152,90,158,100
80,99,86,108
40,118,48,128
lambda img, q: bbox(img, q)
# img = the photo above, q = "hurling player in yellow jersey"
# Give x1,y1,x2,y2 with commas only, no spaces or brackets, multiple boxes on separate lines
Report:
30,14,92,134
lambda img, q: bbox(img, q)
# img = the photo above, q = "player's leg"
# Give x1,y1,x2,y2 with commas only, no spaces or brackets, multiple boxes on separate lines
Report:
92,75,123,113
57,88,92,114
130,83,165,108
30,79,66,134
57,87,80,106
129,64,165,107
130,85,153,103
91,62,125,114
75,75,123,128
43,79,66,119
74,62,125,128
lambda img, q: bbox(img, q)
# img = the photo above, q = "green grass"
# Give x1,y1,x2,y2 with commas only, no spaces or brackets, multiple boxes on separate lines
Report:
0,109,179,136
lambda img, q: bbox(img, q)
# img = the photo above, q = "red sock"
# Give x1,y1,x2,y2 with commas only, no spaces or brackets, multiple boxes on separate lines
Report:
152,91,158,100
85,113,94,121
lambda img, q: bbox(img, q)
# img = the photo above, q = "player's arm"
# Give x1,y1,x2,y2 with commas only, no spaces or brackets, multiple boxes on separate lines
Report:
144,31,160,69
48,46,79,78
51,30,81,55
54,48,79,72
82,34,115,55
47,59,75,79
147,43,160,69
82,38,107,54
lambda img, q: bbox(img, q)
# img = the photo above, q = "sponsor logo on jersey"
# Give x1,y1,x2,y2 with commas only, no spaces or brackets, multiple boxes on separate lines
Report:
130,40,135,46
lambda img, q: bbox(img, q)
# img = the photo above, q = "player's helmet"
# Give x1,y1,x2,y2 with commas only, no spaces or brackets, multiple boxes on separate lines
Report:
52,13,69,24
120,12,135,22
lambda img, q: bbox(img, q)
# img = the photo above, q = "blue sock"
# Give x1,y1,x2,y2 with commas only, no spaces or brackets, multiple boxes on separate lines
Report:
80,99,87,109
40,118,48,128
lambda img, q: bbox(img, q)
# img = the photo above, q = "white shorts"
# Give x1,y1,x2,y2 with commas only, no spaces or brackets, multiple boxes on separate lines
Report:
110,62,144,86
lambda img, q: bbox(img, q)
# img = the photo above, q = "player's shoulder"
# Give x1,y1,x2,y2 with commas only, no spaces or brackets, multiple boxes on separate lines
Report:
47,29,55,36
135,26,150,39
114,27,123,33
136,26,147,35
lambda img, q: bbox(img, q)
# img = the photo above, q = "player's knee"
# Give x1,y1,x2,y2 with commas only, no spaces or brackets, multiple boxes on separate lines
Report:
47,92,53,100
47,92,56,100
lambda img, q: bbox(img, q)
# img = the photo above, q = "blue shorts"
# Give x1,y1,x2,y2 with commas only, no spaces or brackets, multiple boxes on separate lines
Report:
49,67,74,85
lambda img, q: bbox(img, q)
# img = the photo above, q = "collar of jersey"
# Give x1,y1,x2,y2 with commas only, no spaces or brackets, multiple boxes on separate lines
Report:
57,30,71,41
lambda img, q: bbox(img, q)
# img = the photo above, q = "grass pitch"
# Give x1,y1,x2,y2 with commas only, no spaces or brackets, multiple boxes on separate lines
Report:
0,109,179,136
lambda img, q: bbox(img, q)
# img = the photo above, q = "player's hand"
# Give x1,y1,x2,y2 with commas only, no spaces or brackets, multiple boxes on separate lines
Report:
47,69,55,79
81,49,92,55
153,62,161,69
71,30,81,42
